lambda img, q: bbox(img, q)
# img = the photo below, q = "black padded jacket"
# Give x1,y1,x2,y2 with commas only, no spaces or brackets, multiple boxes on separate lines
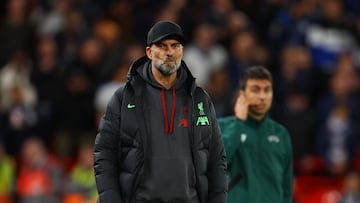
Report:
94,56,227,203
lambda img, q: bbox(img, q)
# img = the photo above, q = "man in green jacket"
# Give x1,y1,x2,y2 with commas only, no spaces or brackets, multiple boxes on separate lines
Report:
218,66,293,203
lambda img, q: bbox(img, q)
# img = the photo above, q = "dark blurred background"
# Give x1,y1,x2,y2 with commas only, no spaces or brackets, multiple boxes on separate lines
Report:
0,0,360,202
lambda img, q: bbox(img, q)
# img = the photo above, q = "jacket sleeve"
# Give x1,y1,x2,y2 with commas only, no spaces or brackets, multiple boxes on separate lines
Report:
94,88,123,203
207,99,228,203
218,117,244,167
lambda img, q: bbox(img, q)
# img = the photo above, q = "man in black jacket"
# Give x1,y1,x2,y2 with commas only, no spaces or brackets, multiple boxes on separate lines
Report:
94,20,227,203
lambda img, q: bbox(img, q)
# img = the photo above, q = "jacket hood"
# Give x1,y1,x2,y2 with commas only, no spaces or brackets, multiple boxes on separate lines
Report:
127,56,197,92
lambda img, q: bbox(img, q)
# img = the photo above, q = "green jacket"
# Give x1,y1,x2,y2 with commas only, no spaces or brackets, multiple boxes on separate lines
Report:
218,115,293,203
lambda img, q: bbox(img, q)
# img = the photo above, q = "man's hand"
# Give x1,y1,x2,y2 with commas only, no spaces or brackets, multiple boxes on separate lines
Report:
234,91,249,121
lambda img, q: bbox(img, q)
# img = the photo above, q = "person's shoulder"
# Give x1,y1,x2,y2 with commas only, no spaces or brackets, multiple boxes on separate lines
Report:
217,116,240,127
268,117,289,135
106,83,128,108
194,86,207,94
109,83,126,99
194,86,211,99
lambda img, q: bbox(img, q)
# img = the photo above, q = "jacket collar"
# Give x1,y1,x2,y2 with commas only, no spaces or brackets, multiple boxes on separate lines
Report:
127,55,197,95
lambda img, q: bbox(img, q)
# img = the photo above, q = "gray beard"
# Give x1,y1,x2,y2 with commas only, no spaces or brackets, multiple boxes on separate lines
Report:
156,62,181,76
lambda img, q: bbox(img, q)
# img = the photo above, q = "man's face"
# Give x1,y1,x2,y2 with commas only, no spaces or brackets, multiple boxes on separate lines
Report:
244,79,273,118
146,39,183,76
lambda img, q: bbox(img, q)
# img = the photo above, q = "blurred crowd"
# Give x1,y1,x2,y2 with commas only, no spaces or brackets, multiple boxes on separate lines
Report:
0,0,360,202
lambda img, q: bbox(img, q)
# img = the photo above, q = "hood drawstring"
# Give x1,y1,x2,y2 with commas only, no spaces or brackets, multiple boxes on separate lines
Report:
161,87,176,134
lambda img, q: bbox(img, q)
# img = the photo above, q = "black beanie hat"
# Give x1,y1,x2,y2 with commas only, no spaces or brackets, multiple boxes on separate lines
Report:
147,20,185,46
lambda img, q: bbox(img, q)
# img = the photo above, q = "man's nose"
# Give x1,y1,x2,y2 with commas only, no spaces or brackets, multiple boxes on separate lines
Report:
165,46,175,55
259,91,267,99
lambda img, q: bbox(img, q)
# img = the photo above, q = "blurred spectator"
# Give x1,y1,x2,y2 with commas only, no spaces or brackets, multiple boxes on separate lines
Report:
203,0,234,39
0,0,36,66
103,0,135,43
31,35,64,145
205,67,233,117
34,0,70,36
272,88,316,165
267,0,318,56
0,49,38,155
287,0,360,93
72,0,103,28
3,86,38,156
273,45,314,105
248,0,288,45
54,8,89,68
124,42,145,64
316,102,360,176
53,20,124,157
0,49,36,112
339,170,360,203
91,18,125,82
315,54,360,176
94,42,142,126
226,30,268,92
335,53,360,94
16,137,63,203
0,140,15,203
54,66,96,157
316,54,360,126
75,37,106,85
182,21,231,116
94,67,124,127
221,11,252,48
183,22,228,88
63,143,97,203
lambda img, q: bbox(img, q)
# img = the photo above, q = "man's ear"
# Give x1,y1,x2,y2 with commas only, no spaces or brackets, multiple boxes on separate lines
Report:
146,47,152,59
